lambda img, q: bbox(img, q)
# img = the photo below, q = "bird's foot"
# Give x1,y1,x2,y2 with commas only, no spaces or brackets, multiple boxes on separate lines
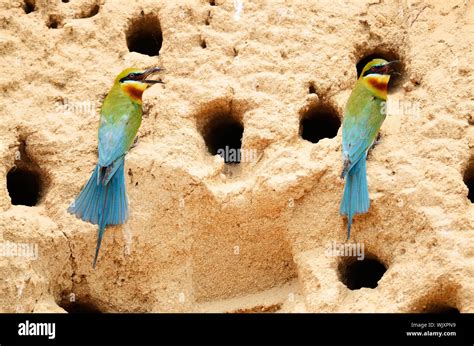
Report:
369,132,382,152
130,137,139,150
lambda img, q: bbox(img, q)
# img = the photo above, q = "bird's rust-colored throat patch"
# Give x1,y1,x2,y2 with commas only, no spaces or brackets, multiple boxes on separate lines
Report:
123,83,146,103
364,75,390,100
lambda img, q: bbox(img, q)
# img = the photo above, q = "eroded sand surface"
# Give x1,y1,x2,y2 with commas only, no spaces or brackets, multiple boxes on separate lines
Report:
0,0,472,312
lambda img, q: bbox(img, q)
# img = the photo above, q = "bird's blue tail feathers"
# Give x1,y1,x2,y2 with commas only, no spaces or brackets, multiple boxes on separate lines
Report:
339,155,369,239
68,159,128,267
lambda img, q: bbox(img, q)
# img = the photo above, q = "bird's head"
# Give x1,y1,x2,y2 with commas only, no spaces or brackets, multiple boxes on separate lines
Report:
359,59,400,100
115,67,164,103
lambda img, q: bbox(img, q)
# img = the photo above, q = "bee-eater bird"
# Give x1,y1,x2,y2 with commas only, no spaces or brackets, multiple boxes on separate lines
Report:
340,59,399,239
68,67,164,267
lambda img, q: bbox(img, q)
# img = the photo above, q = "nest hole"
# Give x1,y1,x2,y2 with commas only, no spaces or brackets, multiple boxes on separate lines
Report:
7,169,41,206
299,102,341,144
126,13,162,56
200,111,244,164
338,255,387,290
200,38,207,49
423,305,460,314
90,4,100,17
23,0,35,13
78,3,100,18
356,50,404,91
46,15,62,29
464,157,474,203
7,141,46,207
58,296,102,313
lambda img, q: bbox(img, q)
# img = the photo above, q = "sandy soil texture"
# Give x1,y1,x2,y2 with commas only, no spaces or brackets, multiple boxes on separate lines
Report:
0,0,472,312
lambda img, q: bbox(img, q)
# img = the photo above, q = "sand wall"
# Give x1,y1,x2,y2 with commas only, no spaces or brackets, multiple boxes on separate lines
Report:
0,0,472,312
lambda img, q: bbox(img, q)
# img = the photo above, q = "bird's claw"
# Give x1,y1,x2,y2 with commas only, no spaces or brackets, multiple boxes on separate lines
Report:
130,137,139,150
370,132,382,150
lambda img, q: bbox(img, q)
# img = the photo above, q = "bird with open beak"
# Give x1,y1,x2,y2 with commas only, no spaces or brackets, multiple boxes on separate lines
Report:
340,59,400,239
68,67,164,267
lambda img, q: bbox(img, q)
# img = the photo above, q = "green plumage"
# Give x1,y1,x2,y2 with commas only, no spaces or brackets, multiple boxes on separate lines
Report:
342,81,386,173
98,79,143,170
340,58,393,238
68,67,163,267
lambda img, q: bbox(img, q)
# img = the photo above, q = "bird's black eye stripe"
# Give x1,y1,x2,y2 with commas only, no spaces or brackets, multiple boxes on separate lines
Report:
120,72,142,83
363,65,381,77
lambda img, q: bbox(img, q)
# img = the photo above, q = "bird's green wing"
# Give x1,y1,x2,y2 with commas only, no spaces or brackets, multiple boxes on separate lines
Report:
98,101,141,169
342,89,386,175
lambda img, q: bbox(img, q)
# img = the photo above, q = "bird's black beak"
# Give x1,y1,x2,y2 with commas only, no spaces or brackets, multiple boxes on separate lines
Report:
142,67,165,84
382,60,401,76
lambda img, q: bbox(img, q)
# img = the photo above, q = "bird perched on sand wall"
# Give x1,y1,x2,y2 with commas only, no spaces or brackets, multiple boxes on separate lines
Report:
68,67,164,267
340,59,399,239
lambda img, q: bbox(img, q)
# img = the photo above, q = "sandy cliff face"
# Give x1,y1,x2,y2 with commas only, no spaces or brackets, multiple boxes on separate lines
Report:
0,0,472,312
